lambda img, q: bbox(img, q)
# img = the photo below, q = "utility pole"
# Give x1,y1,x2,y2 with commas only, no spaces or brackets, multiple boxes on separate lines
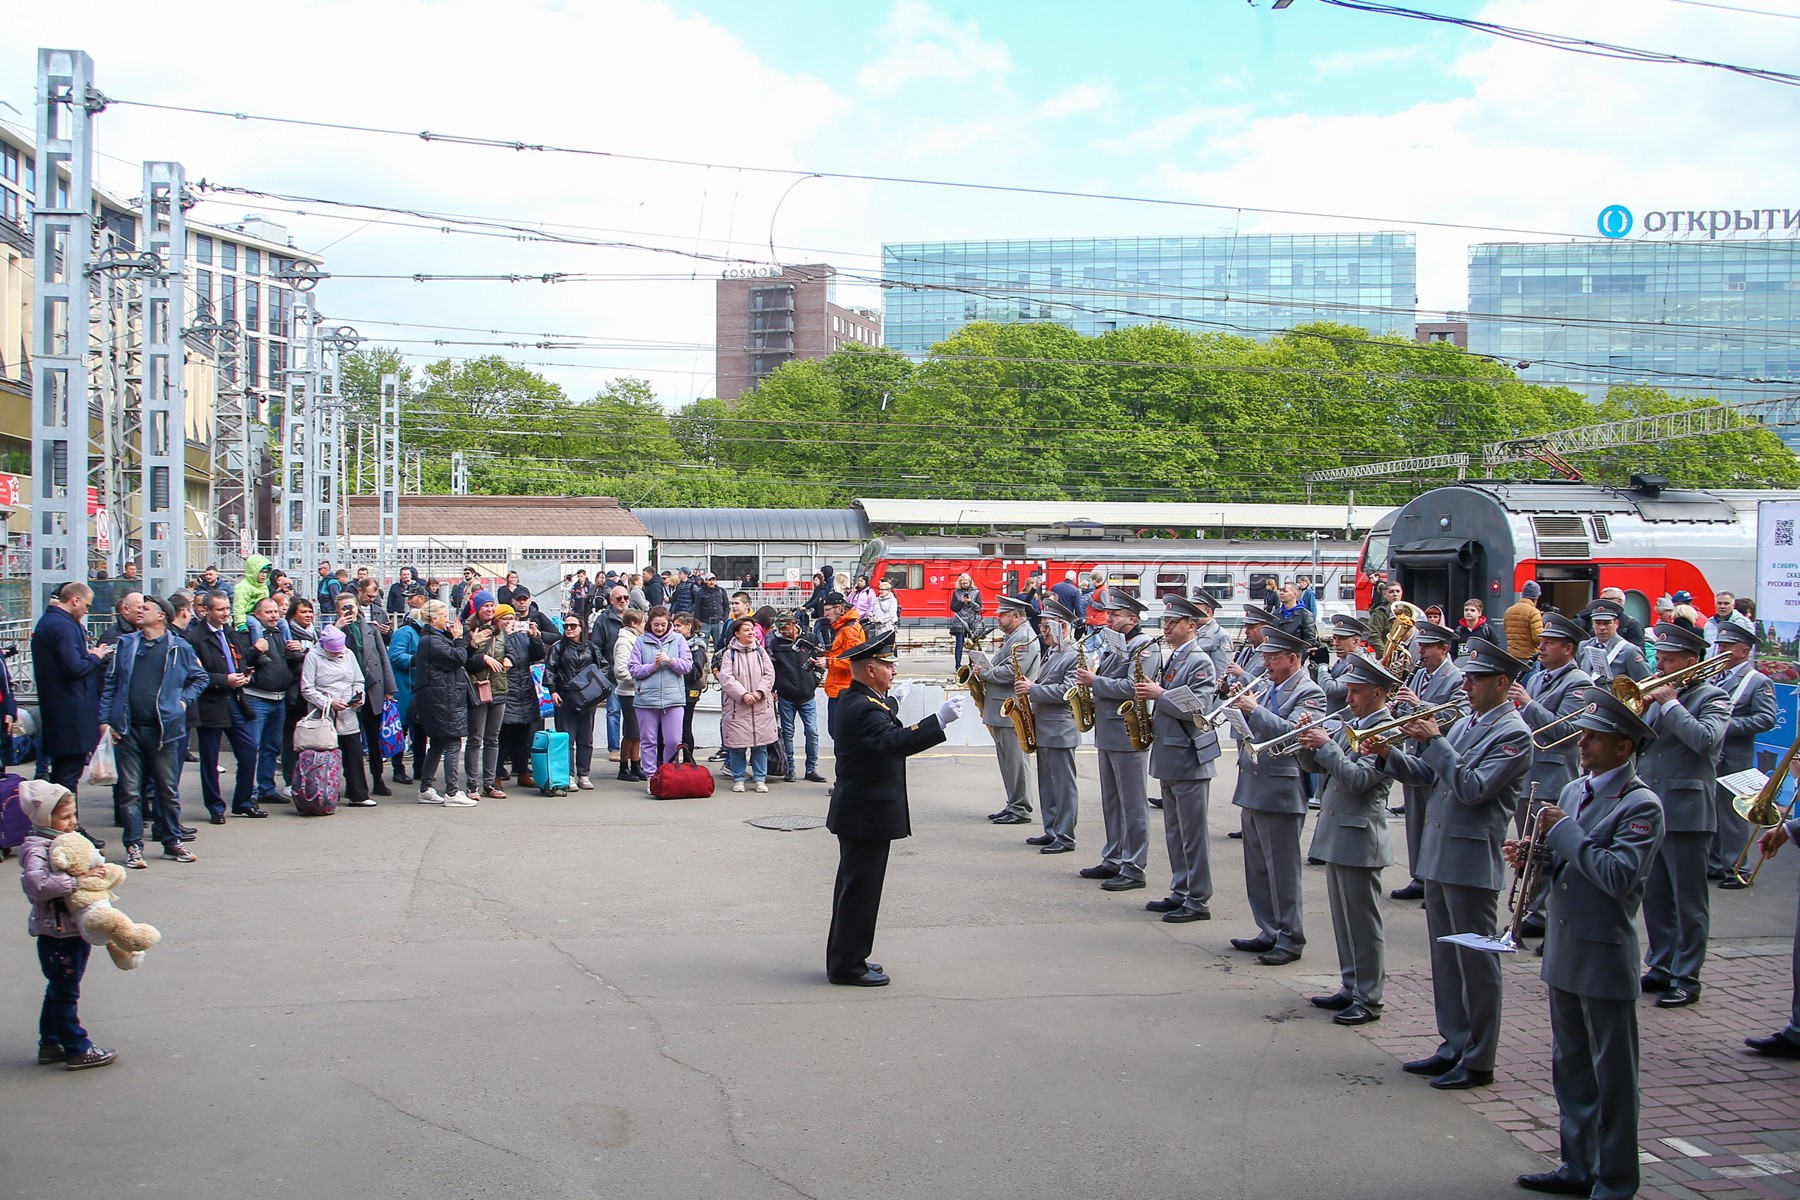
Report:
138,160,187,597
29,49,102,607
451,450,469,496
281,293,318,580
378,373,401,587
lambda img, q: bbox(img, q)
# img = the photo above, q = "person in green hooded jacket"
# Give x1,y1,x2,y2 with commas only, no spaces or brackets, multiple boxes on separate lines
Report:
232,554,273,628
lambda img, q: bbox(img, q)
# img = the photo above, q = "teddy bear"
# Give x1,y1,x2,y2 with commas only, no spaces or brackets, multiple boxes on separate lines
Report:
47,831,161,970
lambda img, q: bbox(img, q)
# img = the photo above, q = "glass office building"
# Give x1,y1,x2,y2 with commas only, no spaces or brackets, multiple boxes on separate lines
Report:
1468,240,1800,411
880,233,1418,356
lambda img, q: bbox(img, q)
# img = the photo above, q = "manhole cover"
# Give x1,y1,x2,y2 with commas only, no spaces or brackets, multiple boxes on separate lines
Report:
746,814,828,832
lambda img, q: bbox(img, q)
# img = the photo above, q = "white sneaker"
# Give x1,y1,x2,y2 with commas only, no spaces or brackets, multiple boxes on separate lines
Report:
576,775,594,790
753,781,768,793
442,791,479,807
731,781,746,793
417,787,444,805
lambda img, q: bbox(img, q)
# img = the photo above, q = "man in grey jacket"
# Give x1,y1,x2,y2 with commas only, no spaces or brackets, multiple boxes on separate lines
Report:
979,595,1042,825
1138,595,1222,924
1389,621,1465,901
1712,621,1779,887
1509,687,1663,1199
1018,598,1083,855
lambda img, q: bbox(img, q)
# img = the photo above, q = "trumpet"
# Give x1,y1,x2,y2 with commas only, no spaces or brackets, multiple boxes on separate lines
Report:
1611,652,1733,715
1246,706,1351,763
1065,642,1097,733
1202,675,1270,728
1722,723,1800,887
1342,697,1470,755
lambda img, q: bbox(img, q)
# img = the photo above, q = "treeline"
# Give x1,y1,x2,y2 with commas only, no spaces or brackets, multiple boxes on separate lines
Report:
337,321,1800,505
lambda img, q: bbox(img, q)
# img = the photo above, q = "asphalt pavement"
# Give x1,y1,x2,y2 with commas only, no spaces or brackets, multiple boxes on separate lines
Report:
2,681,1795,1199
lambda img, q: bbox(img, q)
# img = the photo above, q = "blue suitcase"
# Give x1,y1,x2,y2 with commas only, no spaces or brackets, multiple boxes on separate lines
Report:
530,730,571,795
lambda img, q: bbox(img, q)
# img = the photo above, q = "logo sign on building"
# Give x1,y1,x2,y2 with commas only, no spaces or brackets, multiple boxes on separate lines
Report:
0,473,19,509
1597,204,1800,240
720,265,785,279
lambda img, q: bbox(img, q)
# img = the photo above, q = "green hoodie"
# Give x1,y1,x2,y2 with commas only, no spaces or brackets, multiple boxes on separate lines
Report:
233,553,272,628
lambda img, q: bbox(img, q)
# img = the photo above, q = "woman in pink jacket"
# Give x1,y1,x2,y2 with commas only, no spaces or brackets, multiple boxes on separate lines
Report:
717,616,777,793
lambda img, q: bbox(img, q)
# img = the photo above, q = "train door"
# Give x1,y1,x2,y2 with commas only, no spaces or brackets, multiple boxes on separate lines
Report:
1395,539,1486,617
1601,563,1665,630
1532,563,1598,619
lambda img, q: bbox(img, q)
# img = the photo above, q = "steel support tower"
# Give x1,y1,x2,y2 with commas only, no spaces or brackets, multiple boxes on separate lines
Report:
138,161,187,596
378,373,401,589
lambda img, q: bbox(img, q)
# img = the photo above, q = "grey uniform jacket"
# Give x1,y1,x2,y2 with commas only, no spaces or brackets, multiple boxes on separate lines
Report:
1383,705,1533,890
1192,621,1232,682
1580,635,1650,683
1298,709,1397,869
1519,662,1594,803
1230,642,1268,684
1233,671,1327,813
1398,657,1465,795
977,625,1042,728
1024,643,1082,751
1541,773,1666,1001
1322,655,1353,711
1090,630,1162,754
1637,682,1732,833
1716,665,1778,774
1147,641,1221,781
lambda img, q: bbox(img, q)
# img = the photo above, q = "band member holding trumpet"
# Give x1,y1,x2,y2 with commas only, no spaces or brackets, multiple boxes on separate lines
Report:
1711,621,1777,887
1075,592,1161,891
979,595,1041,826
1190,589,1232,680
1320,614,1369,710
1505,686,1663,1199
1018,597,1084,855
1295,653,1401,1025
1390,621,1465,902
1374,638,1532,1090
1138,594,1223,924
1513,613,1595,824
1226,605,1273,688
1636,622,1732,1008
1744,810,1800,1059
1228,625,1326,965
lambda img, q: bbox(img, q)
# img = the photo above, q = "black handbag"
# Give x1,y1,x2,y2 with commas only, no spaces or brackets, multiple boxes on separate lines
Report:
563,663,612,709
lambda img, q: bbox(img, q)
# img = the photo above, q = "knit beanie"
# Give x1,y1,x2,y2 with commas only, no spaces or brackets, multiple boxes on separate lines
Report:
1519,581,1542,600
318,625,347,653
472,590,496,609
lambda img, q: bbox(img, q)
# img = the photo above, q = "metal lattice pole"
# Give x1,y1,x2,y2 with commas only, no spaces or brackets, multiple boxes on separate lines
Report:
378,373,401,588
30,49,102,606
282,293,317,581
139,161,187,596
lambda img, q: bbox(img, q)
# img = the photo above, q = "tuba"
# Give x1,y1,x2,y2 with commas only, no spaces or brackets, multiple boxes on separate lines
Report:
1379,601,1425,676
1000,642,1038,754
1119,645,1154,753
1066,642,1096,732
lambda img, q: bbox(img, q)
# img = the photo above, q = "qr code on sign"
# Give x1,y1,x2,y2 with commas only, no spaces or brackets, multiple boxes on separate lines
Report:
1778,519,1796,547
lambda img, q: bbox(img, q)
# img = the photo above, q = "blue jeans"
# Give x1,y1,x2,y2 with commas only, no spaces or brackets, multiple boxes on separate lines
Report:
708,621,727,652
726,745,769,783
244,696,287,798
37,935,91,1056
606,690,622,752
114,725,182,850
778,697,819,775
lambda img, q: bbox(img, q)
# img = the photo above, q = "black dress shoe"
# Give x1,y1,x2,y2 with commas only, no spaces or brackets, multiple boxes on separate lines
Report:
1519,915,1547,938
1640,973,1672,994
1515,1169,1592,1195
1333,1002,1382,1026
1227,830,1243,839
987,809,1009,821
232,806,269,819
1306,856,1325,865
178,824,197,836
208,814,227,825
783,772,796,783
1706,869,1726,881
1430,1065,1494,1090
1079,864,1120,879
992,812,1030,825
1656,985,1700,1008
1147,797,1163,809
804,772,828,783
1309,991,1355,1011
1257,947,1301,966
1230,936,1275,953
1389,880,1424,901
1099,876,1146,892
1745,1033,1800,1058
1040,843,1074,854
372,784,393,797
1163,907,1210,923
828,969,890,987
1025,834,1055,846
1402,1054,1457,1076
1719,872,1750,890
1145,897,1184,913
177,831,196,843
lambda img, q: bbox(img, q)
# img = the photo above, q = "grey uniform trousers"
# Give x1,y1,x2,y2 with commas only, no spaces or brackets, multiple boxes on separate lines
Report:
1424,881,1502,1072
1786,885,1800,1043
1326,863,1386,1007
1402,780,1428,881
1097,749,1149,880
1549,987,1640,1200
1644,831,1712,989
1160,778,1212,913
1035,746,1078,848
1710,785,1754,877
1241,809,1305,953
990,724,1035,817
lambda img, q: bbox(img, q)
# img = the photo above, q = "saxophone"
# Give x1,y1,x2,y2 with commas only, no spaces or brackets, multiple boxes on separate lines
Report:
1065,642,1096,733
1119,644,1154,753
956,628,988,709
999,642,1038,754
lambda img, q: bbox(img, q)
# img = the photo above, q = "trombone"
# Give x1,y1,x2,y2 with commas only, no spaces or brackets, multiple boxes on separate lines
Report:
1611,653,1733,716
1722,724,1800,887
1246,706,1351,763
1529,705,1595,751
1343,697,1470,755
1201,675,1270,728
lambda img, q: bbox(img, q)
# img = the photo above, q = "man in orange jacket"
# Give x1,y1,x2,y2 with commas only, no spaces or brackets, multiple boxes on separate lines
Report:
814,591,866,736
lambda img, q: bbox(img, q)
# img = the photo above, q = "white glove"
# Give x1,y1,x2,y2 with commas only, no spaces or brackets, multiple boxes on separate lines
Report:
889,682,912,704
936,697,963,726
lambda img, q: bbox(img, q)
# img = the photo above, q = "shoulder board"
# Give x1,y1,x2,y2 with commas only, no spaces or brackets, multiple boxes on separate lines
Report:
863,694,891,713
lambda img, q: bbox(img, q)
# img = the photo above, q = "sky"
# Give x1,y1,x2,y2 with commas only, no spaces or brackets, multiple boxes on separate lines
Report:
5,0,1800,405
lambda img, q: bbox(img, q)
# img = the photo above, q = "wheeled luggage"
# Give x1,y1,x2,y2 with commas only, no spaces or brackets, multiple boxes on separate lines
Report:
531,729,572,795
293,748,343,816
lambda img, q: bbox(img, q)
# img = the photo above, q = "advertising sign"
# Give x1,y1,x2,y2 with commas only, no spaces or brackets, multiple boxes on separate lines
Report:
1753,500,1800,807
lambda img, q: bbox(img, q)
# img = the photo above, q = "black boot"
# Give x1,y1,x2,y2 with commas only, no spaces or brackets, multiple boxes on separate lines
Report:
629,759,649,782
618,759,634,781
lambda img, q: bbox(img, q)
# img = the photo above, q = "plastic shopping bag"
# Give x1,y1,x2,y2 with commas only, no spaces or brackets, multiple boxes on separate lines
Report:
532,662,555,719
79,735,118,787
379,697,406,759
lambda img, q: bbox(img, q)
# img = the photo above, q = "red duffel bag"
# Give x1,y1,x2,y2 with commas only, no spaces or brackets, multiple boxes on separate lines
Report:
649,763,715,800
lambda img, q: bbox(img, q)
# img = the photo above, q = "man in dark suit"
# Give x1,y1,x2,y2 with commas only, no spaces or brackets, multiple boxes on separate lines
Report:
184,589,263,822
1508,687,1663,1199
825,631,962,987
30,582,114,792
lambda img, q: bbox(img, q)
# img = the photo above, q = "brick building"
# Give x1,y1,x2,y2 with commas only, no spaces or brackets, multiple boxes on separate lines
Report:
715,263,881,400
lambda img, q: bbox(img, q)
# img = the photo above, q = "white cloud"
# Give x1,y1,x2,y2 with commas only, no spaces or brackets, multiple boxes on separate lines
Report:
1310,44,1432,78
1040,83,1114,118
1097,105,1253,154
857,0,1013,93
905,117,1018,157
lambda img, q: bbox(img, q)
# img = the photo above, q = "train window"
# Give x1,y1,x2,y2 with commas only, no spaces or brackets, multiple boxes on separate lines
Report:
1202,572,1232,588
882,564,923,591
1622,589,1652,629
1248,571,1280,597
1155,570,1187,598
1111,574,1141,598
1338,579,1356,601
